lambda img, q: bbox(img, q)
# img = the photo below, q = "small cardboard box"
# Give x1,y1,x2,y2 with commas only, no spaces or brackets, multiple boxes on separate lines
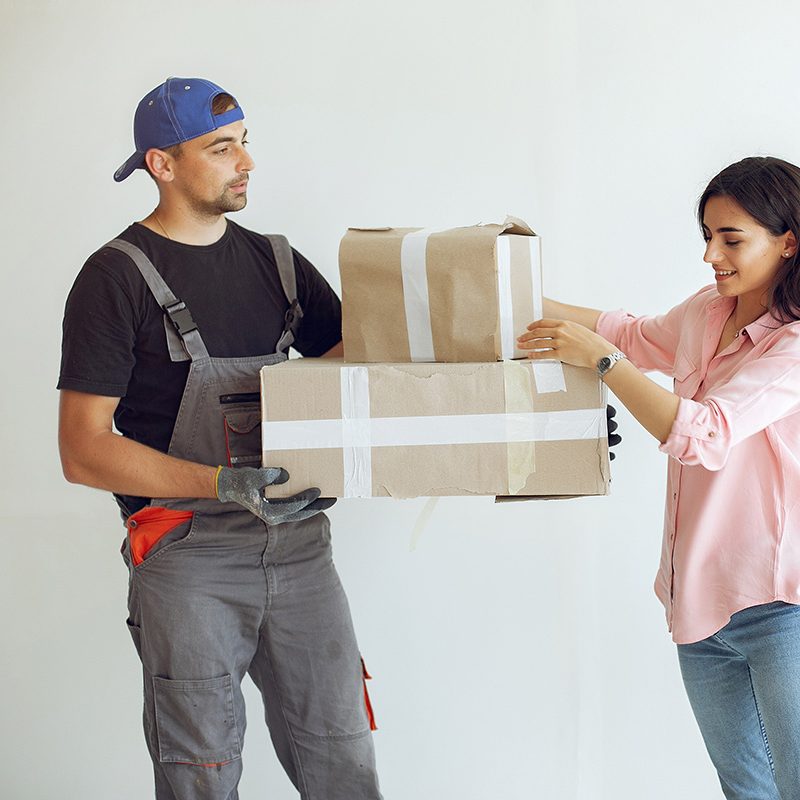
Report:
261,359,609,499
339,216,543,363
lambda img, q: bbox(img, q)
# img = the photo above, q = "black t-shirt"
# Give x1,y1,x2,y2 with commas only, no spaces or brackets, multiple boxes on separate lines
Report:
58,219,342,514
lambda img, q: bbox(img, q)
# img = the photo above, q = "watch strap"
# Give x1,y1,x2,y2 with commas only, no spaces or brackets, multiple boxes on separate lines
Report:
597,350,627,379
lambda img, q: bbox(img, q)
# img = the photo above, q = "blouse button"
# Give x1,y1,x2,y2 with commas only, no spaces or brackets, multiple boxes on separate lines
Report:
708,431,716,438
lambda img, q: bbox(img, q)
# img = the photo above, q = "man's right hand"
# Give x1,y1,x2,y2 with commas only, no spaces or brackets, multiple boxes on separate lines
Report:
216,466,336,525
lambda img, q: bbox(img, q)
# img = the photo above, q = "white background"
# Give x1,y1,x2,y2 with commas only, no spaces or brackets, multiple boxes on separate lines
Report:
2,1,798,797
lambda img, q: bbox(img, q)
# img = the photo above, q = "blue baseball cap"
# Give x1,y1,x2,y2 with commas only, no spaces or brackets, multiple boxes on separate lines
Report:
114,77,245,182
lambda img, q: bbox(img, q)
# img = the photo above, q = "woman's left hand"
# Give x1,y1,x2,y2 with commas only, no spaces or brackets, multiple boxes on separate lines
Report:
517,319,615,370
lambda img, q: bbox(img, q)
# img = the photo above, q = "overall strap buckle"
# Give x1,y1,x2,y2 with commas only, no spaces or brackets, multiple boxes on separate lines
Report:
164,300,198,336
283,298,304,334
274,299,305,356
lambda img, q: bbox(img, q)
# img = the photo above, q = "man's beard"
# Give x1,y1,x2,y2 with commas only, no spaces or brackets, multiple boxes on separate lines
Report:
213,192,248,214
188,178,248,217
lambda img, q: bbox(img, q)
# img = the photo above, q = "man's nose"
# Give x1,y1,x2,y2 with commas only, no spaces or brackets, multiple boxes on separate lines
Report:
238,147,255,172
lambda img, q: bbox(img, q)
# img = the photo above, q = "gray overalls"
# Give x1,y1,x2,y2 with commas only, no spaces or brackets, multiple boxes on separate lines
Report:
106,235,381,800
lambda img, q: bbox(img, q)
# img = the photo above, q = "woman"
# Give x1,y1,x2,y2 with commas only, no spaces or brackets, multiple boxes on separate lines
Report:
519,156,800,800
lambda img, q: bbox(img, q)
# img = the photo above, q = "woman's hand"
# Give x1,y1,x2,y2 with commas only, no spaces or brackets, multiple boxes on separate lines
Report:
520,318,680,443
517,319,615,370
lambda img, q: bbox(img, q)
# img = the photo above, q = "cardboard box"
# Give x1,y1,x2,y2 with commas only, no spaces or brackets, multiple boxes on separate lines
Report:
261,359,610,499
339,217,543,363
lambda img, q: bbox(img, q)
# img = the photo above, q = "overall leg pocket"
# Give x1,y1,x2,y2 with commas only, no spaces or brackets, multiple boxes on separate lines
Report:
127,508,195,569
153,674,242,766
126,619,143,659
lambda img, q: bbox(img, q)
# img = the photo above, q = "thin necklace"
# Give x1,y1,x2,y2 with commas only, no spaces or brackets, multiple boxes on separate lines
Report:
730,310,745,337
732,306,763,337
153,211,171,240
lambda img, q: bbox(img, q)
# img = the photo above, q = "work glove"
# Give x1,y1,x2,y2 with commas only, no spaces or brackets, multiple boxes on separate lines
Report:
216,466,336,524
606,404,622,461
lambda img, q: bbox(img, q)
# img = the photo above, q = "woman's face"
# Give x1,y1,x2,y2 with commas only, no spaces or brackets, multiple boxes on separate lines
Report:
702,195,796,310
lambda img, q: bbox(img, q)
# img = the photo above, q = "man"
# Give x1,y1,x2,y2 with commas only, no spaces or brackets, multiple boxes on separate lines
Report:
58,77,381,800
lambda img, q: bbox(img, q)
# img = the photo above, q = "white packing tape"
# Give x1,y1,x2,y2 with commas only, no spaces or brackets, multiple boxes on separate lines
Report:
528,237,566,392
530,235,543,321
496,235,516,360
262,408,604,451
341,366,372,497
531,359,567,393
400,227,449,362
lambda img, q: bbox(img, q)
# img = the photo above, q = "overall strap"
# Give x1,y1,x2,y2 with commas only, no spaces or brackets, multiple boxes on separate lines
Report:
104,239,210,361
264,234,304,355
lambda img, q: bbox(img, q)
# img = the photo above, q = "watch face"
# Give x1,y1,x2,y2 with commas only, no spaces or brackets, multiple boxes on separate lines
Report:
598,357,612,372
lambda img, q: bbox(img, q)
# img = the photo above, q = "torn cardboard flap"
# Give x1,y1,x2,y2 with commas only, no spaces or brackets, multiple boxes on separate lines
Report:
261,359,609,499
501,215,536,236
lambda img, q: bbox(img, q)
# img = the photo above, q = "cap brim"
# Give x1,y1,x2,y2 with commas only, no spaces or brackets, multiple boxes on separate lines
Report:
114,151,145,182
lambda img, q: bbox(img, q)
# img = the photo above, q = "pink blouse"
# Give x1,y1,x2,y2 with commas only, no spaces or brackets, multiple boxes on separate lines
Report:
597,286,800,644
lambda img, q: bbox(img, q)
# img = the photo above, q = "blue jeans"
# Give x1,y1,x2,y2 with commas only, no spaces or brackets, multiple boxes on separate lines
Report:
678,602,800,800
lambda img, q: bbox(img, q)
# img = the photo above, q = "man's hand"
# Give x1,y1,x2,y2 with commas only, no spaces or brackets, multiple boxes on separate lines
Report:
216,466,336,525
607,404,622,461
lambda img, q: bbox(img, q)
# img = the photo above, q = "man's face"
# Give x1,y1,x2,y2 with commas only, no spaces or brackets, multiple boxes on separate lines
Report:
168,120,255,217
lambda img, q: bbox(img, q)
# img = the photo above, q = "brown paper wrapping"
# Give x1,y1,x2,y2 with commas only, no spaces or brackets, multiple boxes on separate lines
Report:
340,217,542,363
261,359,609,499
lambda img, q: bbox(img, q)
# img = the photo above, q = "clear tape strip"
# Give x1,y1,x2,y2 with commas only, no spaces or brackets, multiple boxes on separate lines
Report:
528,237,566,392
341,366,372,497
410,496,440,551
503,360,536,494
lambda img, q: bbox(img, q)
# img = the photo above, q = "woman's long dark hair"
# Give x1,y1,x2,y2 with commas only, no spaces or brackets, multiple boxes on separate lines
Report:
698,156,800,322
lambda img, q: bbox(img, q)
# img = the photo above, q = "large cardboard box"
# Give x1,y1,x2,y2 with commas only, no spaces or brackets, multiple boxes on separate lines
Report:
261,359,610,499
339,217,543,363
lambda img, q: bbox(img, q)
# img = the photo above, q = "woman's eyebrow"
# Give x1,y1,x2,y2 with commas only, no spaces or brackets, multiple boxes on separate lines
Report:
703,224,745,233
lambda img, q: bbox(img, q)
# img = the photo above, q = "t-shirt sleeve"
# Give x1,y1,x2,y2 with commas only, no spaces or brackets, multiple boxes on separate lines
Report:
57,255,139,397
291,248,343,357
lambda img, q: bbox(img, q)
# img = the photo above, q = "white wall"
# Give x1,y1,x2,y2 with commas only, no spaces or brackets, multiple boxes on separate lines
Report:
2,0,797,797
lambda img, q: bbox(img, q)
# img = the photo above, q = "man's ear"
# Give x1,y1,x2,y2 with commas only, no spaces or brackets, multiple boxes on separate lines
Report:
144,149,176,183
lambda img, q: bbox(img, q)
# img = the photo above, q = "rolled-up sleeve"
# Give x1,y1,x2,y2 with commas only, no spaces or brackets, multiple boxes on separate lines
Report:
660,330,800,470
596,291,700,374
595,309,629,348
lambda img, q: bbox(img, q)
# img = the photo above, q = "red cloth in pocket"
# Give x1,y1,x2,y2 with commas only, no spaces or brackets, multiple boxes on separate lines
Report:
127,506,194,566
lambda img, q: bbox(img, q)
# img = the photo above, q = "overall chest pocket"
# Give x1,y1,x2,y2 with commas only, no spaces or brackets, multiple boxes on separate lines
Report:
221,393,262,468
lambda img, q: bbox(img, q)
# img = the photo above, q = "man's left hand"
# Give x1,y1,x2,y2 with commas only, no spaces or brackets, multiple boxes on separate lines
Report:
607,404,622,461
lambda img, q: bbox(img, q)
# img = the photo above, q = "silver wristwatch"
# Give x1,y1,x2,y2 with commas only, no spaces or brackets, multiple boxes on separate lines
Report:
597,350,627,379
